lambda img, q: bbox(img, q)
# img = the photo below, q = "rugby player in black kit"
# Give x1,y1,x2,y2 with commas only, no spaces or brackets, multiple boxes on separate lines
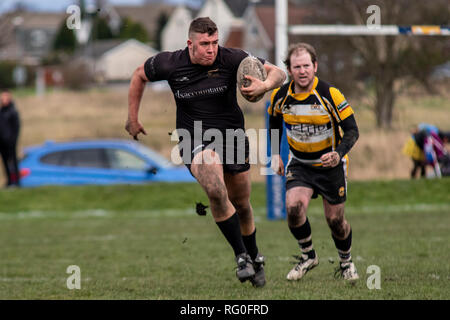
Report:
126,17,286,287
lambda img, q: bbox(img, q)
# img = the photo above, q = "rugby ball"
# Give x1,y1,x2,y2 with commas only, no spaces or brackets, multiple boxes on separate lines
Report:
237,56,267,102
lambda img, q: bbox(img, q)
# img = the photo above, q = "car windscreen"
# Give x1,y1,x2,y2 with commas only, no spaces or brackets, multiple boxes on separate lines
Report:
40,149,109,168
135,145,174,168
105,149,148,170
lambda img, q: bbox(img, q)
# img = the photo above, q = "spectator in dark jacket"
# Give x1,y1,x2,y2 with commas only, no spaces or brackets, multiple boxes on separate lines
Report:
0,89,20,187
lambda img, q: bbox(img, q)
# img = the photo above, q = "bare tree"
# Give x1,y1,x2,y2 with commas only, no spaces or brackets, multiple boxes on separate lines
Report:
306,0,449,128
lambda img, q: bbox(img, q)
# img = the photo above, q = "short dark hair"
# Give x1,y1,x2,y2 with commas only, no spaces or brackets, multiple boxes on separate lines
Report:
284,43,317,70
188,17,218,38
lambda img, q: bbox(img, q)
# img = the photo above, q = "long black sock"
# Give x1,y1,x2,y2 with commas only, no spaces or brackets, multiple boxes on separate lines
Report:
332,229,352,263
289,218,315,259
216,212,247,257
242,229,258,261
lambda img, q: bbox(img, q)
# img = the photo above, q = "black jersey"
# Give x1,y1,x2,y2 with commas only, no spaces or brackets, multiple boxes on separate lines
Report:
144,46,264,134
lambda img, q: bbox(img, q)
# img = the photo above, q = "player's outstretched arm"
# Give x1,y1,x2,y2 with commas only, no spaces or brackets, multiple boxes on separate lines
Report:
126,63,149,140
240,62,286,98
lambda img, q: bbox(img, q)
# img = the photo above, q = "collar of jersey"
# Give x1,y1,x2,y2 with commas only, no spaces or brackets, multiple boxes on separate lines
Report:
288,76,319,100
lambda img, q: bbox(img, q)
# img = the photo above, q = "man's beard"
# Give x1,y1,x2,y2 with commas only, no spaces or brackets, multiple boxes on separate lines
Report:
296,77,314,90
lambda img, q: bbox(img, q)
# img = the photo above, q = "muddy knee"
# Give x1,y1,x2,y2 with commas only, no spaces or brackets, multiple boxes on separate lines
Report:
287,202,306,227
232,198,252,224
326,216,348,239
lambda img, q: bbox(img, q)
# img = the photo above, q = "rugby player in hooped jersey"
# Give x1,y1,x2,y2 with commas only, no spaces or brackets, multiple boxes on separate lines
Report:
269,43,360,282
126,17,286,287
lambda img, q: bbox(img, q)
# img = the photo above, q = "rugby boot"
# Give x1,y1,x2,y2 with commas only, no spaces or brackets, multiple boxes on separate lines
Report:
335,261,359,281
235,253,255,282
286,252,319,281
250,253,266,288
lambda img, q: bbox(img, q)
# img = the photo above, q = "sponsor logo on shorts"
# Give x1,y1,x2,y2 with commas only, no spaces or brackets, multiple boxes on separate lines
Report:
339,186,345,197
286,171,294,181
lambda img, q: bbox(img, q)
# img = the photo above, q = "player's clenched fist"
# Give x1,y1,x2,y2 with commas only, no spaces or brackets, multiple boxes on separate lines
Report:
320,151,340,168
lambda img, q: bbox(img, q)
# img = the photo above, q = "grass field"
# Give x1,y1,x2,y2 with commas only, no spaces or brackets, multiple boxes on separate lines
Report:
0,178,449,300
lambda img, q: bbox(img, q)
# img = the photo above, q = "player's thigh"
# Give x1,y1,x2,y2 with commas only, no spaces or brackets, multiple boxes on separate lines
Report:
286,186,314,210
323,199,346,221
191,149,226,197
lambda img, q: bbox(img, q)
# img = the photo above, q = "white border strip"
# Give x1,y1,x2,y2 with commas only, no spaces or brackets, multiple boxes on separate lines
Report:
0,203,448,220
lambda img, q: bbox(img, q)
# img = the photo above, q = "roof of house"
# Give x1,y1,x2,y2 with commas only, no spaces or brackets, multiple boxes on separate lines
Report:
0,11,66,62
76,38,157,60
253,4,309,43
225,0,275,17
224,0,249,18
11,11,65,29
0,11,65,44
86,39,125,59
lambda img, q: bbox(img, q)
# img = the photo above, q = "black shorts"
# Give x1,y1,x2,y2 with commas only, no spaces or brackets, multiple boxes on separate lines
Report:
178,133,250,175
285,158,348,204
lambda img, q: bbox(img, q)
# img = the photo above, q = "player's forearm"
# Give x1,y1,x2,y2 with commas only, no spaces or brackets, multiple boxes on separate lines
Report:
128,70,146,122
335,115,359,158
269,114,283,155
264,66,286,91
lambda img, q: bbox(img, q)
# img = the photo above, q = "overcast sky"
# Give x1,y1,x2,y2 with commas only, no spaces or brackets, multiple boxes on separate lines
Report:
0,0,200,13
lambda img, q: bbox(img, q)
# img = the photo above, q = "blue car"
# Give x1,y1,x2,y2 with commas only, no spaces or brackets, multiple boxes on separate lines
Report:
19,139,196,187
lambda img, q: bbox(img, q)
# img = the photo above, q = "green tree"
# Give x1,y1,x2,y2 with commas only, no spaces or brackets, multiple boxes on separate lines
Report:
0,62,16,88
92,16,114,40
53,20,77,52
119,17,149,43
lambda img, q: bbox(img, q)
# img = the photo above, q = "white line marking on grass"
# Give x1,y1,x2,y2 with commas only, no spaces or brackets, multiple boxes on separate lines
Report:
76,235,117,241
0,209,196,220
0,209,113,220
303,203,450,215
0,203,448,220
347,203,450,214
0,277,92,282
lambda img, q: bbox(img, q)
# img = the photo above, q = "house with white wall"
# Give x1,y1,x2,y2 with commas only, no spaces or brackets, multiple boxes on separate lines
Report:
161,0,248,52
82,39,158,82
161,5,195,52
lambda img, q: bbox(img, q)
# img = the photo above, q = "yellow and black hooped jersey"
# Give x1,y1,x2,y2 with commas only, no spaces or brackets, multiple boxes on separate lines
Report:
268,77,354,166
